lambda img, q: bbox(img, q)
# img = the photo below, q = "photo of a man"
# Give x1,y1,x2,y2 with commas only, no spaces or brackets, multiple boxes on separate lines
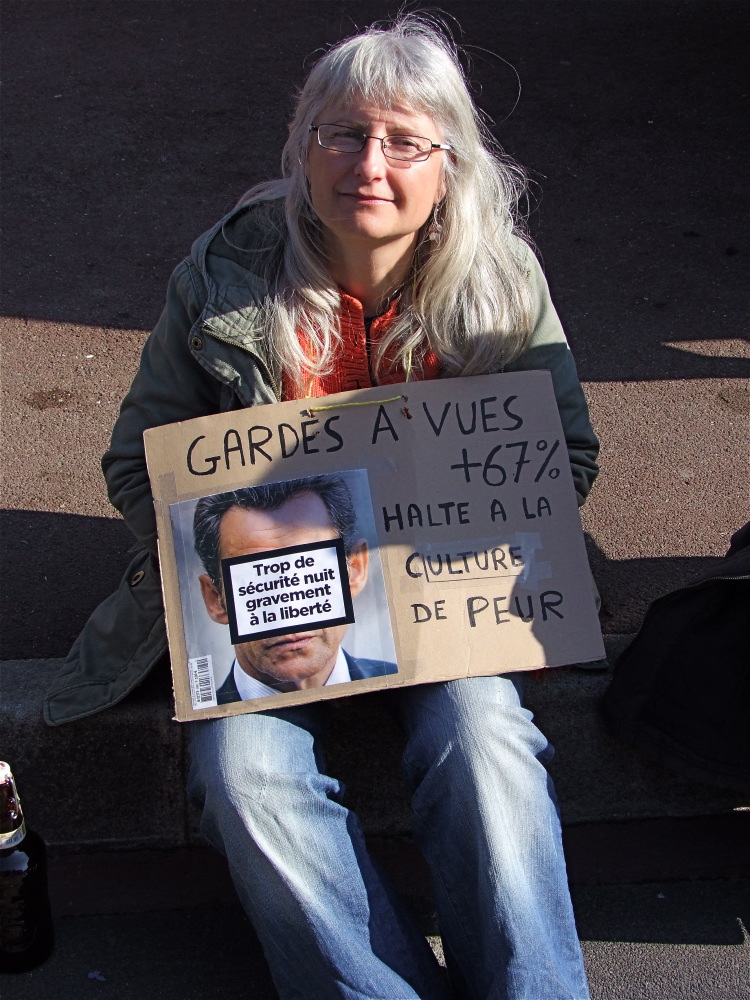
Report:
192,475,398,704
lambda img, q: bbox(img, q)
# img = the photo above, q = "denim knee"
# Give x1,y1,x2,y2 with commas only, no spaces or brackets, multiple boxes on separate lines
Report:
187,706,338,849
396,675,552,801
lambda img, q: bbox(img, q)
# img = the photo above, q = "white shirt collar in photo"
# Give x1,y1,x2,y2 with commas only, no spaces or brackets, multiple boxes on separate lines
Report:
232,645,351,702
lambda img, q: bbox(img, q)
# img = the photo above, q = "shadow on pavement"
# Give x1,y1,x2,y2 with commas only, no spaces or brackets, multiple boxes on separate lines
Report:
572,878,750,947
0,510,133,660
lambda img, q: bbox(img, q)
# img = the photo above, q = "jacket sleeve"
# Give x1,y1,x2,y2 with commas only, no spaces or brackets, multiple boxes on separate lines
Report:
504,247,600,505
102,259,221,551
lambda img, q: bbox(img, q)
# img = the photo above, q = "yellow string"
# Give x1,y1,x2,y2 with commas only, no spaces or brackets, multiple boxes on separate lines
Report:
303,394,406,416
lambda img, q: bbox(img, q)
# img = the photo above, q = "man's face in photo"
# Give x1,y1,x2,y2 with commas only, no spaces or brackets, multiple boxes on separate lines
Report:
198,491,368,692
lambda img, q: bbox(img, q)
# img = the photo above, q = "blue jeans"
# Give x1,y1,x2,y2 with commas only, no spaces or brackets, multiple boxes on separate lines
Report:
187,675,590,1000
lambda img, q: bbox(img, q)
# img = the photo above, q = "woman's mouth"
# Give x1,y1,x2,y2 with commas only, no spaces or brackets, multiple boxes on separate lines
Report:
340,191,393,203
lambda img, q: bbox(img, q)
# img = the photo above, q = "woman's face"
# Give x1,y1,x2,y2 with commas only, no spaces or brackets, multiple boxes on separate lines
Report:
306,99,447,261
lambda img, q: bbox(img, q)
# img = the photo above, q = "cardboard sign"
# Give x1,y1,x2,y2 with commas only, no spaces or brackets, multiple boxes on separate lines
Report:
145,371,604,721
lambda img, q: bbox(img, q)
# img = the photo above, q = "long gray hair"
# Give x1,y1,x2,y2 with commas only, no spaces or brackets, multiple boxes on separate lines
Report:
237,16,535,391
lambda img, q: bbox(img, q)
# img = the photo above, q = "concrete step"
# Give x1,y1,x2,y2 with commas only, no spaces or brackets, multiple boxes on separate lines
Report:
2,635,747,853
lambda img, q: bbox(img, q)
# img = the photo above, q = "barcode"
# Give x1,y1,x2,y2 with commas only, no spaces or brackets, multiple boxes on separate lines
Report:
188,654,217,709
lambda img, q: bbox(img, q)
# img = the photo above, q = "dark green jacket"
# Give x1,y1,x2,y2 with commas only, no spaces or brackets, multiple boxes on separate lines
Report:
44,200,599,725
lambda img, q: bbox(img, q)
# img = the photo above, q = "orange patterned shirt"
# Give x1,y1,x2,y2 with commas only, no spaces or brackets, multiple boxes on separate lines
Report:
282,291,441,400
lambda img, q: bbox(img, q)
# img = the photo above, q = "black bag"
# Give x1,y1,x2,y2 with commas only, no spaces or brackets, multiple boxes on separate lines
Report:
600,522,750,793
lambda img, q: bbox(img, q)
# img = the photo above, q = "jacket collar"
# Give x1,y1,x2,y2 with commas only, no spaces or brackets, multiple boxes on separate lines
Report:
190,200,285,383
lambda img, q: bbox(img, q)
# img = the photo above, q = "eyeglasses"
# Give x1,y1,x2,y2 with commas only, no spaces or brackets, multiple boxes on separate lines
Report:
310,124,451,162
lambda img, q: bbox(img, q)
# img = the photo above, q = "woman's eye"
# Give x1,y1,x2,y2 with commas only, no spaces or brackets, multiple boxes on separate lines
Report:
388,136,421,150
331,128,362,140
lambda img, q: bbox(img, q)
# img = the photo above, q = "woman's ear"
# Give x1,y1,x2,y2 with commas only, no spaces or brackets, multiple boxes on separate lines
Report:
199,573,229,625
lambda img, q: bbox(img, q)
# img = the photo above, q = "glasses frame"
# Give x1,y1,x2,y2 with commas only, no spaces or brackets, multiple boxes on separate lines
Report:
310,124,451,163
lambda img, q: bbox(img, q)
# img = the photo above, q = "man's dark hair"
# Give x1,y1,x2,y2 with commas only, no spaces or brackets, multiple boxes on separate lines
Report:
193,475,358,588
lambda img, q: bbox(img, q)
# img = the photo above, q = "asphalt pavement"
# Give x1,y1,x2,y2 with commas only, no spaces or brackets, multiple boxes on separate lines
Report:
2,2,749,998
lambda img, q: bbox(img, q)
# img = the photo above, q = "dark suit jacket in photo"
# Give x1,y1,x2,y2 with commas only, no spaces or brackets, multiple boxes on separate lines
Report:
216,649,398,705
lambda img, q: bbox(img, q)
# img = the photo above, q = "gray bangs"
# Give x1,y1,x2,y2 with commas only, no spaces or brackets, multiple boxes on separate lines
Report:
315,33,452,120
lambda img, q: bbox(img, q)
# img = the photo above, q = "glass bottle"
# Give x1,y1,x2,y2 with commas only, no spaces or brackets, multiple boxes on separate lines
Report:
0,761,54,972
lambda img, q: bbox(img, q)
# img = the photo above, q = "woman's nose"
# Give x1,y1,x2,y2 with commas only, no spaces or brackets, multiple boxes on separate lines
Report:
353,136,388,179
